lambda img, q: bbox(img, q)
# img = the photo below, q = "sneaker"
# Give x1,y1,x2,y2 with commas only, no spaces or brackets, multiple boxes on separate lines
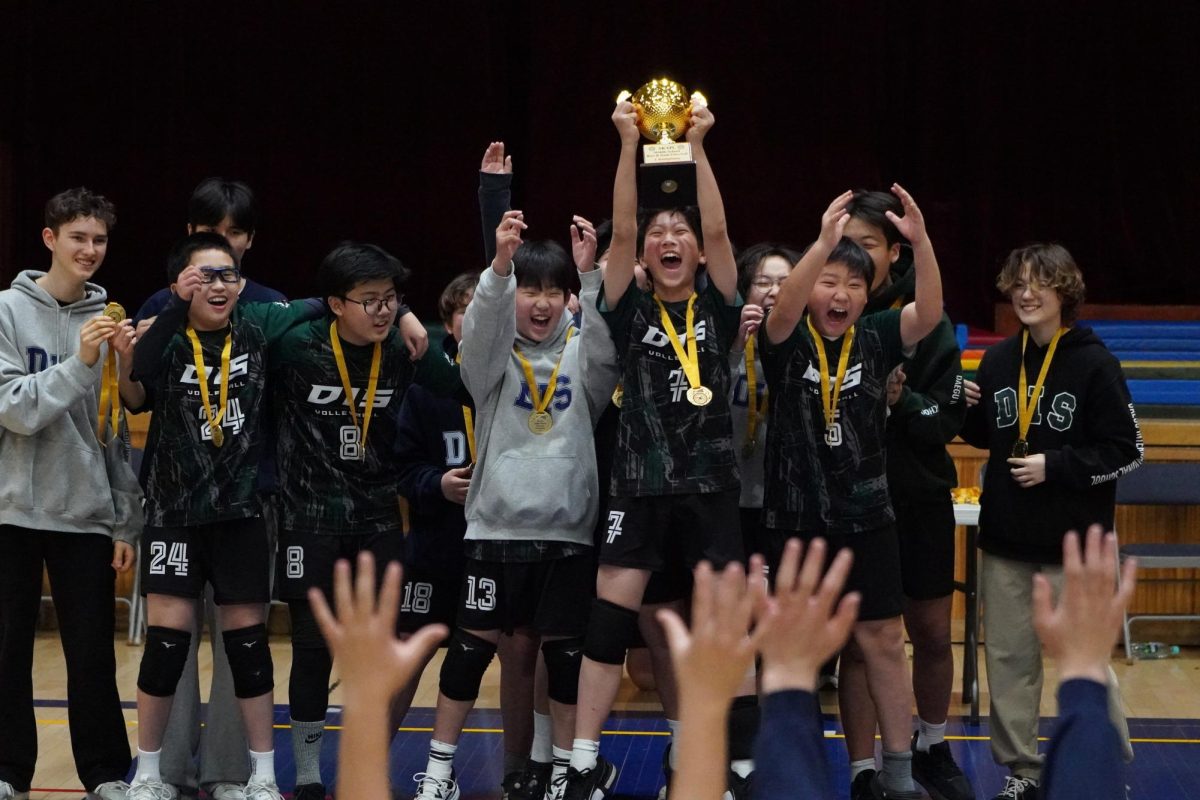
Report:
292,783,325,800
911,733,974,800
208,785,245,800
501,769,544,800
545,769,568,800
868,772,925,800
656,744,672,800
413,772,460,800
0,780,30,800
723,770,753,800
241,779,283,800
561,757,617,800
88,782,133,800
992,775,1040,800
126,778,176,800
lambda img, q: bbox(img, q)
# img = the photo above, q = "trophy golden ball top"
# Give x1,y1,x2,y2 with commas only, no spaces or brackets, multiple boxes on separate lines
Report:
620,78,705,144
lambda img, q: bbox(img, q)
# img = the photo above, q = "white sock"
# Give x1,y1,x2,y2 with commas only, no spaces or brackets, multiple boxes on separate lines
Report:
569,738,600,772
731,759,754,778
533,711,554,764
249,749,276,785
425,739,457,781
666,719,681,769
135,748,162,783
551,745,571,786
849,757,876,781
916,718,947,751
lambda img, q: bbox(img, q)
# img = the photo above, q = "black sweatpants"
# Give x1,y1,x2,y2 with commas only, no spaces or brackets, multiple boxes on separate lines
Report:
0,526,132,792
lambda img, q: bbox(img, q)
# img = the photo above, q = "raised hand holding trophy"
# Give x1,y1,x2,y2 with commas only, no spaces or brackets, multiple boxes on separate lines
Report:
616,77,707,208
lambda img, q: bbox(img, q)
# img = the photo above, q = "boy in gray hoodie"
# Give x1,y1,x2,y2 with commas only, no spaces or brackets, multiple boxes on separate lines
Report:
411,211,618,800
0,187,143,800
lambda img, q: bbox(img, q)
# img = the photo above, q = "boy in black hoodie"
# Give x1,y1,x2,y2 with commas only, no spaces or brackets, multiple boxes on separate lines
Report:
837,191,971,800
959,243,1142,800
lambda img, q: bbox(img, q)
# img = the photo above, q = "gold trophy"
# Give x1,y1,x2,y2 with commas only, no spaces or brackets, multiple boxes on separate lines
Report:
617,78,707,207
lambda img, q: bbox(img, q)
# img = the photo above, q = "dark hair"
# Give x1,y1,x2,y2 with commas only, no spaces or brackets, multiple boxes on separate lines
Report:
595,219,613,261
188,177,259,233
166,232,236,282
513,240,573,294
736,242,802,299
636,207,704,255
995,243,1086,324
318,241,410,300
826,238,876,288
845,190,904,246
438,272,479,325
45,187,117,233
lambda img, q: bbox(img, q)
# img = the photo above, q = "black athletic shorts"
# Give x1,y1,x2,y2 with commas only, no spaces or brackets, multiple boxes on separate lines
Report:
141,518,270,605
740,506,767,565
601,488,743,574
455,553,592,637
894,496,957,600
760,525,904,621
398,563,461,633
275,528,404,601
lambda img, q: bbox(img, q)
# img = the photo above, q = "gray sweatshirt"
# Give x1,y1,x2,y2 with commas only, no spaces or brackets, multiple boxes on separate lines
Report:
0,270,143,542
460,267,618,544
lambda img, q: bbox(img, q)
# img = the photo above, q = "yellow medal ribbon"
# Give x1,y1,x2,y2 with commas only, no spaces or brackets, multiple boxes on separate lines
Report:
807,315,855,446
185,326,232,447
653,293,711,406
1014,327,1067,457
330,321,382,459
461,405,477,464
96,347,121,445
514,327,576,434
743,336,765,455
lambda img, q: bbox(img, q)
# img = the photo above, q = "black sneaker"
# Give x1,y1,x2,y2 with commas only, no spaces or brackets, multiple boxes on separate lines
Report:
850,770,877,800
991,775,1040,800
911,732,974,800
868,772,925,800
293,783,327,800
723,770,753,800
562,757,618,800
501,766,547,800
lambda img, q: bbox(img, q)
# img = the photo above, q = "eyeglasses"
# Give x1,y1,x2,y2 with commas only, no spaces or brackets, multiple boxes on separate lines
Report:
341,293,401,315
199,267,242,285
750,276,788,290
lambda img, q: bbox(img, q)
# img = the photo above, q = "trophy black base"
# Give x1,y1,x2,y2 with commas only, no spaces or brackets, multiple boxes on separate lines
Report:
639,161,697,209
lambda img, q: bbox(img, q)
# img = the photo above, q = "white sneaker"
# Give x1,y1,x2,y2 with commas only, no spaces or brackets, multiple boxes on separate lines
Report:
0,779,30,800
242,779,283,800
208,784,247,800
88,781,133,799
413,772,460,800
125,777,175,800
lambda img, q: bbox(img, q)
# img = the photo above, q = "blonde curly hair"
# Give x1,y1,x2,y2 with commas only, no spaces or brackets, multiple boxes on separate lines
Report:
996,243,1086,324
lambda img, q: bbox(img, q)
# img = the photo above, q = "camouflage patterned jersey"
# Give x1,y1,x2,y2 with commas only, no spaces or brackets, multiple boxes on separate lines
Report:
600,277,742,497
271,318,460,535
134,298,321,527
759,309,905,534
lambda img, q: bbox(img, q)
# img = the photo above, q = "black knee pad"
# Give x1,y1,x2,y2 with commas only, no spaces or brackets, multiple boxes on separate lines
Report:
583,598,638,665
541,637,584,705
138,626,192,697
223,623,274,699
438,630,497,702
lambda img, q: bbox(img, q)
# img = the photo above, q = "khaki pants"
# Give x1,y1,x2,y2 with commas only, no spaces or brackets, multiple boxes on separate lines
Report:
981,552,1133,779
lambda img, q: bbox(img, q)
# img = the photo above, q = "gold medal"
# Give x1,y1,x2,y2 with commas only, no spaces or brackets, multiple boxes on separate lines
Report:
514,327,576,436
330,321,382,460
102,302,126,323
687,385,713,406
186,326,232,449
1015,327,1066,460
807,316,855,448
1011,439,1029,458
612,382,624,408
528,411,554,434
654,293,709,406
212,426,225,448
743,336,766,457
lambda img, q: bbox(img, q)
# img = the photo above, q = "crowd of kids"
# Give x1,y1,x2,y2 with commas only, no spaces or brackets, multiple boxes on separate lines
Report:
0,92,1141,800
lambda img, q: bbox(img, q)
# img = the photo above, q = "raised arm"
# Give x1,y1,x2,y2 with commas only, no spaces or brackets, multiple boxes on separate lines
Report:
604,101,640,309
765,191,852,345
686,99,736,303
572,216,620,422
479,141,513,266
891,184,944,349
460,210,525,403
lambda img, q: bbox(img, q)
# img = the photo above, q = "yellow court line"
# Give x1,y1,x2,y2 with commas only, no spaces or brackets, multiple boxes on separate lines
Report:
35,718,1200,744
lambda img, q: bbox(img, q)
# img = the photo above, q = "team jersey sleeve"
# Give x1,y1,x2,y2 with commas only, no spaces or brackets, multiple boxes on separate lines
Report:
863,308,906,368
958,348,992,450
479,171,512,265
460,266,515,405
240,297,327,343
576,268,620,424
1043,359,1144,489
0,316,100,437
130,293,190,386
597,275,640,357
887,316,966,446
704,277,744,354
757,323,801,391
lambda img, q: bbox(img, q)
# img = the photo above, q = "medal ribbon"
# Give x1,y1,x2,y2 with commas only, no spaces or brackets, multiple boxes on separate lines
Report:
96,346,121,444
186,326,232,444
453,349,477,461
330,321,382,459
513,327,576,419
744,335,765,444
806,315,855,433
1017,327,1067,447
653,293,702,392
